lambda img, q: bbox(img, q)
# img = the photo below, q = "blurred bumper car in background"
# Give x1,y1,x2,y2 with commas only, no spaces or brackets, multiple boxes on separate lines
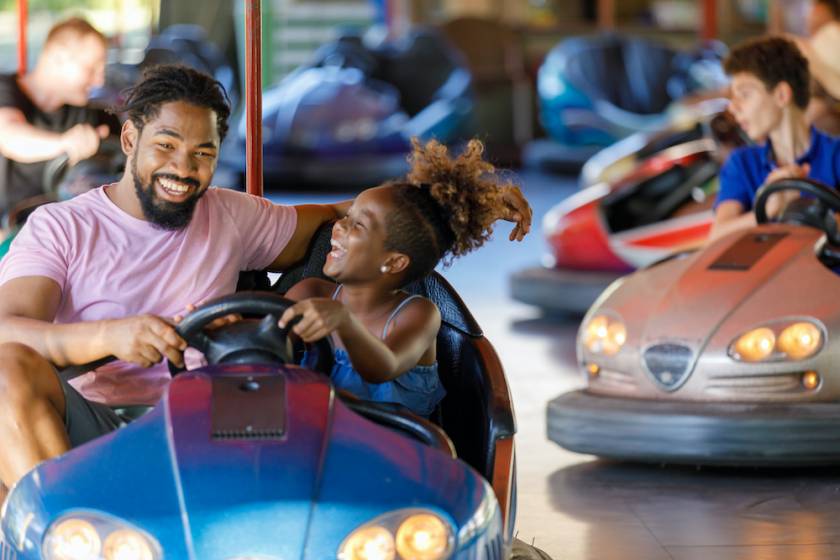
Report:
524,34,728,173
511,110,747,314
219,28,473,189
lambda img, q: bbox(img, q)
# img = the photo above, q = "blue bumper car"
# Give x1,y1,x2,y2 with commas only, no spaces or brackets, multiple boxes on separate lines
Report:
95,24,238,111
219,30,473,189
0,222,548,558
525,34,727,173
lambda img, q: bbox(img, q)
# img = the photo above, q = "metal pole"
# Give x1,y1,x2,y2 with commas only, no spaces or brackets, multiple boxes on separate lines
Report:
701,0,717,41
767,0,783,34
597,0,615,32
245,0,263,198
17,0,27,76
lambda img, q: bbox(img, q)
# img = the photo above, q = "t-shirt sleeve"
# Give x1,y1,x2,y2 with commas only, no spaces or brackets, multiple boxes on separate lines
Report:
715,150,752,210
217,189,298,271
832,139,840,185
0,206,69,289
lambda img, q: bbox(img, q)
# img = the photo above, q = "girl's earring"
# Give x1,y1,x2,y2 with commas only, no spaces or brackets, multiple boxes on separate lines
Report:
380,265,388,274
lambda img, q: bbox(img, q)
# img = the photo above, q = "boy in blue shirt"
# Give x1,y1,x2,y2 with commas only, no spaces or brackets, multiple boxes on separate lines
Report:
711,36,840,240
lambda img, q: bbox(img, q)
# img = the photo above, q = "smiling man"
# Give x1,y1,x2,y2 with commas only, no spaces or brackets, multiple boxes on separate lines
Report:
0,65,356,492
710,36,840,240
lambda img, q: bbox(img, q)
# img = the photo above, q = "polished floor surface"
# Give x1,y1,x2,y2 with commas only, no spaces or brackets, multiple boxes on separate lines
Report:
272,170,840,560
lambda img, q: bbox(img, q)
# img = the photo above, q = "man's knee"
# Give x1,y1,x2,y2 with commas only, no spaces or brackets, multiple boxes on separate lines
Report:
0,343,55,402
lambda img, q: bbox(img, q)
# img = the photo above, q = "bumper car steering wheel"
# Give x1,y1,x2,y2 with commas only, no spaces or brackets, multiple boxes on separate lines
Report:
169,291,334,376
754,177,840,246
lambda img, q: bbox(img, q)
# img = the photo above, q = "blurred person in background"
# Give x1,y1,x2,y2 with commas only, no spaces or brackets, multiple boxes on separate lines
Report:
792,0,840,133
0,17,118,227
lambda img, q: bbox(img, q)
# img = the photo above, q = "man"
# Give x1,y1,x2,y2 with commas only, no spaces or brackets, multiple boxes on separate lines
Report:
710,36,840,240
0,64,531,495
807,0,840,36
0,17,118,220
789,0,840,134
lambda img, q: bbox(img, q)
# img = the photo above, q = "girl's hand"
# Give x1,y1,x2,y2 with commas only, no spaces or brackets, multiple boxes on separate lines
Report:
499,185,532,241
278,298,349,342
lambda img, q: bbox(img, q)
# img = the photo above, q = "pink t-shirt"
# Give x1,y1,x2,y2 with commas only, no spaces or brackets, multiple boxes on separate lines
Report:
0,186,297,405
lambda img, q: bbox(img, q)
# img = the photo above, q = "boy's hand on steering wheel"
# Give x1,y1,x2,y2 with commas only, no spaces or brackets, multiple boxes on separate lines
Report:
278,298,348,343
499,185,532,242
763,163,810,218
105,314,187,369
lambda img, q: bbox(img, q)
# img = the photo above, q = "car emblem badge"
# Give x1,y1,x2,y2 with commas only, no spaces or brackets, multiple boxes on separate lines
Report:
643,344,694,392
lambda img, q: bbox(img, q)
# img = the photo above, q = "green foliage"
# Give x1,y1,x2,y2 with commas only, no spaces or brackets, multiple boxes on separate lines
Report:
0,0,115,12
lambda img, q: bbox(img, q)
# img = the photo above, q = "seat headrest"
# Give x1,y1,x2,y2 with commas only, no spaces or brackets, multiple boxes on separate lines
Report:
404,272,482,337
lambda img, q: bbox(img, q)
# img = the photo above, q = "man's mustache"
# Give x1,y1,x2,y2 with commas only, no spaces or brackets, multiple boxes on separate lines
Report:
151,173,200,190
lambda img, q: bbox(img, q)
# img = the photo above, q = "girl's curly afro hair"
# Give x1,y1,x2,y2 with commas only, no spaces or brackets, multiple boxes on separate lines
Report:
383,138,520,284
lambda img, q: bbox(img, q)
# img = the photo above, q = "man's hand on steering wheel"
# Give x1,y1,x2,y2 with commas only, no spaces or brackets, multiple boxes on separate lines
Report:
60,123,109,166
103,314,187,369
173,301,241,330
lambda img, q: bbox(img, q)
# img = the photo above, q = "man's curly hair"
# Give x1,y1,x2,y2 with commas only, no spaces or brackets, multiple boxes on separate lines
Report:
724,36,810,109
383,138,518,284
117,64,231,141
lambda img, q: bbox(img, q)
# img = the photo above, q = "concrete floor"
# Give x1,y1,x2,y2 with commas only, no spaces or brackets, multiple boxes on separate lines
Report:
272,169,840,560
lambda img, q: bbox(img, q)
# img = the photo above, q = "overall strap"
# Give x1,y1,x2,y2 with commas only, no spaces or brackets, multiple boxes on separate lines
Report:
381,294,424,339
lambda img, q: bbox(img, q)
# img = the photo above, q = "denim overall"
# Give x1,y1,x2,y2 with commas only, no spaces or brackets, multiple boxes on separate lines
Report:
327,285,446,417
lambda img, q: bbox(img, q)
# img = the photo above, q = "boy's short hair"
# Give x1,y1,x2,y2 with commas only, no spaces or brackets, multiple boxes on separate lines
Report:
724,36,810,109
45,17,106,48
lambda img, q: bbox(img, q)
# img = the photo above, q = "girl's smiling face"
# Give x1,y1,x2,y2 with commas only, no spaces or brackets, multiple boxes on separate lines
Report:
323,185,406,283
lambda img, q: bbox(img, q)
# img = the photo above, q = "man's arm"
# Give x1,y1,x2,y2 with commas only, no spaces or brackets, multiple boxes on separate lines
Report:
266,200,351,271
0,108,107,164
0,276,109,366
0,276,186,368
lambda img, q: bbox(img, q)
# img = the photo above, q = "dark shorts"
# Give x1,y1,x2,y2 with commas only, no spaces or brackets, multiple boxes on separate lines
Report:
56,373,125,448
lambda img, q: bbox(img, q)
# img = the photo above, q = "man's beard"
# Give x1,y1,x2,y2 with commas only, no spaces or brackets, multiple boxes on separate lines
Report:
132,159,205,230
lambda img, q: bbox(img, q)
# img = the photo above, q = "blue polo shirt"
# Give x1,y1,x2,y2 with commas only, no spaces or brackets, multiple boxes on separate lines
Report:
716,127,840,210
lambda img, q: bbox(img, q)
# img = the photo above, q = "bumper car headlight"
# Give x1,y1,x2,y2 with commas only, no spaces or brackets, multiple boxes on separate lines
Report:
43,518,101,560
396,514,450,560
43,513,160,560
729,320,824,362
339,509,453,560
583,314,627,356
778,322,822,360
339,526,395,560
732,327,776,362
103,529,155,560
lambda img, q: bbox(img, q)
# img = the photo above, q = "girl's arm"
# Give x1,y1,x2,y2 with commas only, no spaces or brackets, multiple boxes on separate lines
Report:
278,297,440,383
282,277,336,301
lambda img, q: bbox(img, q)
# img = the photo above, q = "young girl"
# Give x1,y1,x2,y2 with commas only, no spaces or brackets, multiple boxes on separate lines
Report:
278,139,531,417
